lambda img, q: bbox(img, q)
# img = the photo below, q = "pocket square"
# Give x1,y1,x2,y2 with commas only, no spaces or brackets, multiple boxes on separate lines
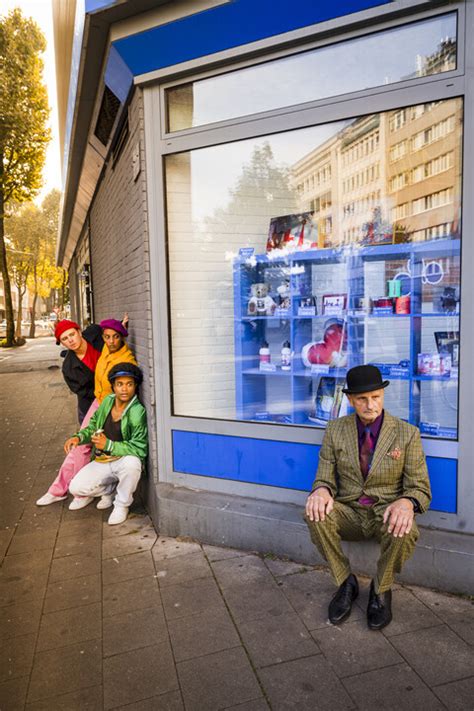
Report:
386,447,402,460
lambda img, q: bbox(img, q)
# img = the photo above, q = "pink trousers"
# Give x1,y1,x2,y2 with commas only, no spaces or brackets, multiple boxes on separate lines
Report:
48,399,99,497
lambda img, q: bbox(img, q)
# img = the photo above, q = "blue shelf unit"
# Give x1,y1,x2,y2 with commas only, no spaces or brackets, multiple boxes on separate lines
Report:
233,237,460,439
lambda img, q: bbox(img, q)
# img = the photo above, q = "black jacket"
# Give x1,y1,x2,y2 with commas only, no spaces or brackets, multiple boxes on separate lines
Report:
61,324,103,419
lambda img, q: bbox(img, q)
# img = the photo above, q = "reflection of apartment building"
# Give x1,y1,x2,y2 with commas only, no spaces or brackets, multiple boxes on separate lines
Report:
386,98,461,241
292,115,387,246
291,97,461,246
292,135,338,246
339,114,386,244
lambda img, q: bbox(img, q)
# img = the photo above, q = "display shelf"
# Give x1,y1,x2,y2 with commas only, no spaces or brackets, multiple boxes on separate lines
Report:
234,237,460,439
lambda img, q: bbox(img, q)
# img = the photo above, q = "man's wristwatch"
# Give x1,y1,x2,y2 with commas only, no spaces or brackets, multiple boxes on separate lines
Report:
404,496,420,512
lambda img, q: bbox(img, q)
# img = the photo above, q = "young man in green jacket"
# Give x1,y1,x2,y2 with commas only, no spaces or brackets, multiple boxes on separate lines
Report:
64,362,148,525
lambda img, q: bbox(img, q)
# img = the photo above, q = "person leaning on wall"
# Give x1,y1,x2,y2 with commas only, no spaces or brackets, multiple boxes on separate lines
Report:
36,316,137,508
305,364,432,630
64,362,148,525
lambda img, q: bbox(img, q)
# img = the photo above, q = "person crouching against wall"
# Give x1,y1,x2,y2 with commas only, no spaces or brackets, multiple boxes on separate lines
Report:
63,363,147,525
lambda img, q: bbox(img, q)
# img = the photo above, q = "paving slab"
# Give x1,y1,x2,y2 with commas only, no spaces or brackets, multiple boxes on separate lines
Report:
25,685,103,711
36,601,102,651
341,662,445,710
111,690,184,710
27,640,102,703
154,550,213,587
0,676,29,711
177,646,262,711
160,576,227,621
389,624,474,686
167,607,241,662
103,606,168,657
43,573,102,613
239,611,320,668
103,574,161,617
432,676,474,711
257,654,354,710
102,550,156,585
103,641,179,710
311,619,403,677
0,598,43,641
0,633,36,683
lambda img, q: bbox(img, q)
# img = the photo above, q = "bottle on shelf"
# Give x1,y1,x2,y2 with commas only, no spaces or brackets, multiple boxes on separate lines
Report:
259,341,270,370
281,341,291,370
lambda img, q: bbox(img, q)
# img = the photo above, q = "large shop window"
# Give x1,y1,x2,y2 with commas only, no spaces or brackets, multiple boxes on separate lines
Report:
165,97,462,440
166,13,456,132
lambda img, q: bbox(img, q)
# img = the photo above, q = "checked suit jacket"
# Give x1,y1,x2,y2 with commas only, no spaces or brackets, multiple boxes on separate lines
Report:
311,411,432,513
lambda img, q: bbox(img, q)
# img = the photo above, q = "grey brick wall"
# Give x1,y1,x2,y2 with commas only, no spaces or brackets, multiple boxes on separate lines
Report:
87,89,158,481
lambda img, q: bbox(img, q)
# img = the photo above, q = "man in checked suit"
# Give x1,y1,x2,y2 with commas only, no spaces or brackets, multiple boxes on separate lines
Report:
305,365,431,630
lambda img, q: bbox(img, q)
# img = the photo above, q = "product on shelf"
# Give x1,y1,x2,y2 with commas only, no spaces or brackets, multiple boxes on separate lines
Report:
248,283,277,316
301,318,347,367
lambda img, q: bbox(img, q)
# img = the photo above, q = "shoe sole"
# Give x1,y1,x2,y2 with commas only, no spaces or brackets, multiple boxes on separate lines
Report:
367,615,392,630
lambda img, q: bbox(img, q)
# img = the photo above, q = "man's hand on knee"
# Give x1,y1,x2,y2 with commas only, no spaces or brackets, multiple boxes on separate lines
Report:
383,498,414,538
306,487,334,522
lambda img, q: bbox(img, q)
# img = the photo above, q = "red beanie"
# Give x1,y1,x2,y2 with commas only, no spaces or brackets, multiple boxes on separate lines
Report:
55,319,80,344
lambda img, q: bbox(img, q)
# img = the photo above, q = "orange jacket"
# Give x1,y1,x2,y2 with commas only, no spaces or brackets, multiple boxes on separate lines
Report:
94,342,137,403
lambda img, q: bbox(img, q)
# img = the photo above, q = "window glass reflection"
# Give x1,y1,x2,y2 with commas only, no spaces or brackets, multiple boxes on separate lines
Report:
165,98,462,439
167,14,456,131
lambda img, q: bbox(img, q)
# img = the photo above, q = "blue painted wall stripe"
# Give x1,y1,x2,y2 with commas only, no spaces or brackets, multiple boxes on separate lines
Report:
113,0,392,76
172,430,457,514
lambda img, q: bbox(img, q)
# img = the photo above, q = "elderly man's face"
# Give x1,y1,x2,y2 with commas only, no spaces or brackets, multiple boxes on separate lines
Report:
348,388,385,425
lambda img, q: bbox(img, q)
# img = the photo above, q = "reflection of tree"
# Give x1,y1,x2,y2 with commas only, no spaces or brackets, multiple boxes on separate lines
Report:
208,142,297,232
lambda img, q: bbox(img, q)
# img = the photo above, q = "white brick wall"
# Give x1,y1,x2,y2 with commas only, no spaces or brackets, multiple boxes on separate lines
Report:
87,90,158,475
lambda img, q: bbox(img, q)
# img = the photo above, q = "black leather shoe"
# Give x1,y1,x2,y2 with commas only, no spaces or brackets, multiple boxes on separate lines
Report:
367,580,392,630
328,574,359,624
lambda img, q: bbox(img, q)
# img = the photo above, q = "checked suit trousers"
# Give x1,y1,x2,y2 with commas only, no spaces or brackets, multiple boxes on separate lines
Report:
306,501,419,593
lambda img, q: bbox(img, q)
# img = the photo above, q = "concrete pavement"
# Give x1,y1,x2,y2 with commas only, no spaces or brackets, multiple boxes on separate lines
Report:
0,350,473,709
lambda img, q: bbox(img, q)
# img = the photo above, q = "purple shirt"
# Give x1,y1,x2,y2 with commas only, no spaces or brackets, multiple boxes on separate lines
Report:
357,411,384,506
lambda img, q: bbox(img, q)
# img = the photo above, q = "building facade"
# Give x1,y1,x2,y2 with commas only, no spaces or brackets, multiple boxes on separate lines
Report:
54,0,474,593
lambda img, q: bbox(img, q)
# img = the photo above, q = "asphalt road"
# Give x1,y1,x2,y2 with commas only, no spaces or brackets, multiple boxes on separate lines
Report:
0,336,62,373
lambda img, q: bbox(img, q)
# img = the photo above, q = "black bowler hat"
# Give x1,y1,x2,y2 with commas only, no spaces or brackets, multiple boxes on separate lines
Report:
342,365,389,394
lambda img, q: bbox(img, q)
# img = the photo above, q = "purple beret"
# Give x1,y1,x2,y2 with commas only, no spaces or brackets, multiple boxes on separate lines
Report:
99,318,128,337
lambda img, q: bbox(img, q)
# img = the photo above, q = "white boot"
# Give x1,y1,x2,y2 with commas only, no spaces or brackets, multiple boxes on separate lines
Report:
97,495,114,510
36,493,67,506
108,506,129,525
68,496,94,510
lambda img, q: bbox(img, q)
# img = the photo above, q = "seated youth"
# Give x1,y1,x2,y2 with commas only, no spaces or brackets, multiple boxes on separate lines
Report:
64,363,147,525
36,317,136,507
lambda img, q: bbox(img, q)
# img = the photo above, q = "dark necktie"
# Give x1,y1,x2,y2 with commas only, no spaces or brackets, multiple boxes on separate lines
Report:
360,427,374,478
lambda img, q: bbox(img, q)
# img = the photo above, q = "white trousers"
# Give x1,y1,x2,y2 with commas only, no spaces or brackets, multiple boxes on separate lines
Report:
69,456,142,508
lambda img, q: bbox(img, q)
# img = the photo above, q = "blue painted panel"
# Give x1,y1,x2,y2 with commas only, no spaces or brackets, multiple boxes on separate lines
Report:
426,456,457,514
172,430,457,513
104,46,133,103
113,0,392,76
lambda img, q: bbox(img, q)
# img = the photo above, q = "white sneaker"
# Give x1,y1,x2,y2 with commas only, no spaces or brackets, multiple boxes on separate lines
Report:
108,506,129,525
97,495,114,510
36,493,67,506
68,496,94,510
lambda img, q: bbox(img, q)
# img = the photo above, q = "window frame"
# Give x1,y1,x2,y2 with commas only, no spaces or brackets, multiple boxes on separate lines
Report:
142,1,473,525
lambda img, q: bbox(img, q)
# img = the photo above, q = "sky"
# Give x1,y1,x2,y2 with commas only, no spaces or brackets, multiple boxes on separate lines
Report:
1,0,61,203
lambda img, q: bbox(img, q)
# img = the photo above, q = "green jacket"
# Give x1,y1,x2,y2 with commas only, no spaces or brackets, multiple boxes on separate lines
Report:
312,411,432,513
73,394,148,462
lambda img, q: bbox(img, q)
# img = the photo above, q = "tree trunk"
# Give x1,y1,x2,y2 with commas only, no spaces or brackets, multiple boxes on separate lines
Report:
29,264,37,339
29,292,38,339
15,283,23,339
0,153,16,346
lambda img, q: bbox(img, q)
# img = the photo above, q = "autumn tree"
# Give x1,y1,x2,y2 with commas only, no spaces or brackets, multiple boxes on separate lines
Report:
0,8,50,346
6,190,64,338
6,203,39,338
